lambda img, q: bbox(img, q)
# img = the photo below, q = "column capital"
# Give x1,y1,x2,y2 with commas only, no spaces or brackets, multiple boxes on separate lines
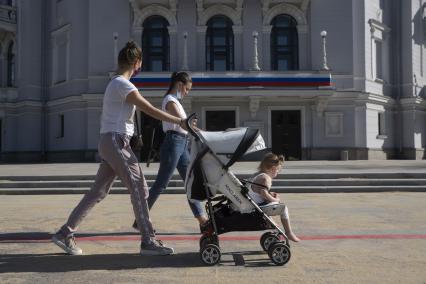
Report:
297,24,309,34
262,25,272,34
233,25,244,34
168,25,177,34
197,25,207,33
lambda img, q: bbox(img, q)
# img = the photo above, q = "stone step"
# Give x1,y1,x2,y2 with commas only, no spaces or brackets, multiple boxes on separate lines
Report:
1,185,426,195
2,172,426,181
1,178,426,188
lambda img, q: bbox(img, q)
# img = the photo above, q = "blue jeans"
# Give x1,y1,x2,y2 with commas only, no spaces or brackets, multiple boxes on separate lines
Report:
147,132,205,217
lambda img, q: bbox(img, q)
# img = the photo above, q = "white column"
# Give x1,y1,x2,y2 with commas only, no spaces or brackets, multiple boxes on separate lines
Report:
113,32,118,70
320,30,330,71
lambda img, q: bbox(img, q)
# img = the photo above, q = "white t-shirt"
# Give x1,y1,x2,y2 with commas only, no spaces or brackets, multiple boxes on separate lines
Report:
161,94,187,134
100,75,138,135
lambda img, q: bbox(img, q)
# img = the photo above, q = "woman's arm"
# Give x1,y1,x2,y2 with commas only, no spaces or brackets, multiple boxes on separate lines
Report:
126,90,186,129
166,101,199,130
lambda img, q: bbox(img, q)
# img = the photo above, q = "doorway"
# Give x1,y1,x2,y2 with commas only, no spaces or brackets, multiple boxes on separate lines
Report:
205,110,236,131
271,110,301,160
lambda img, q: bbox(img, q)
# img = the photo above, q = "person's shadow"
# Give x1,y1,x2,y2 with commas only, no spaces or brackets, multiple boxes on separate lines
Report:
0,232,277,272
0,252,203,273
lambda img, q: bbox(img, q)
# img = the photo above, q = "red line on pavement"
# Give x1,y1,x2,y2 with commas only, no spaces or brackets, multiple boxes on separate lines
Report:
2,234,426,243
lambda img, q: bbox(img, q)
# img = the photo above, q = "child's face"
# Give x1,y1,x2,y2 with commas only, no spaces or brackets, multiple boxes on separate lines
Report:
269,164,282,178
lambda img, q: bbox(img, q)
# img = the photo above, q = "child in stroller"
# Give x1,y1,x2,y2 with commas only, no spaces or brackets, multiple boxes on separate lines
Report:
184,114,294,266
249,152,300,242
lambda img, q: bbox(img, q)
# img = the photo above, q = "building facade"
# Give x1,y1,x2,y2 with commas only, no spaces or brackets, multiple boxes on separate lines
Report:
0,0,425,162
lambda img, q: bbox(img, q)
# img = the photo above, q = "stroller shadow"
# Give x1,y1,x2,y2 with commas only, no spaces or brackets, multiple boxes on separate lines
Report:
223,251,279,267
0,252,203,273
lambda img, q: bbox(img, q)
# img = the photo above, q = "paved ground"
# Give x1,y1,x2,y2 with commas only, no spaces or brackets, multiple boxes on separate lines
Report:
1,192,426,283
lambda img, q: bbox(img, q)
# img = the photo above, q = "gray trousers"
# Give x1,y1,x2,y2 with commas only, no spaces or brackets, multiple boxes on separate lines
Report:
61,132,155,244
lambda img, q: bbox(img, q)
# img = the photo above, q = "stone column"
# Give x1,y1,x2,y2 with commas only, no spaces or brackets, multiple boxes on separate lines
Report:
233,25,243,70
181,31,189,71
196,25,207,71
113,32,118,70
262,25,272,71
168,26,178,71
297,24,309,70
132,27,143,49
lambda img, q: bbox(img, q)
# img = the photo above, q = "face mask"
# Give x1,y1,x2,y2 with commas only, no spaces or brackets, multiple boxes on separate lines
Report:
176,90,182,100
131,67,141,78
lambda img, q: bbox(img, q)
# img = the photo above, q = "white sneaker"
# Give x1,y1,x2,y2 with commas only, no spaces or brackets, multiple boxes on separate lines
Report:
140,239,174,256
52,232,83,255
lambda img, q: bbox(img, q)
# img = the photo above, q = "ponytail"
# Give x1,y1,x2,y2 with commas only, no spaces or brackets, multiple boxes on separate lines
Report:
164,71,192,97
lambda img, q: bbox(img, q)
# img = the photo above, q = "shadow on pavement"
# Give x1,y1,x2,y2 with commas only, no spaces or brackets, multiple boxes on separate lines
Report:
0,252,203,273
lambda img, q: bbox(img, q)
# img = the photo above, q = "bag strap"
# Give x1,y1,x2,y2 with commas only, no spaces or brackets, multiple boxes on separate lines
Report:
134,111,141,136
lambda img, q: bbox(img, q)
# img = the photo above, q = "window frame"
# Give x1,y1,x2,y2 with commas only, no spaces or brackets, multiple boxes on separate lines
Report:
142,16,170,72
270,14,299,71
7,42,15,87
205,15,235,71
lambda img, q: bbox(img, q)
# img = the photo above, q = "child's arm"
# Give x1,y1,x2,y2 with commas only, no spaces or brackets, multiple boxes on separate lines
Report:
253,174,280,203
260,189,280,203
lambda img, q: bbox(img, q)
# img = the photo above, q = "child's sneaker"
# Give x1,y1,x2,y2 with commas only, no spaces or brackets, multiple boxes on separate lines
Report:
51,231,83,255
140,239,174,255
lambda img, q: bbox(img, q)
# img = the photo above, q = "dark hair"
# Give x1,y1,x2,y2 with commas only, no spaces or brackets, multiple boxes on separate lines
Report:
164,71,192,96
258,152,285,172
118,41,142,69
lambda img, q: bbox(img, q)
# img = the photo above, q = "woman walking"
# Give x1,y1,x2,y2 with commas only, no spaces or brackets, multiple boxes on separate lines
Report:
133,72,207,230
52,41,186,256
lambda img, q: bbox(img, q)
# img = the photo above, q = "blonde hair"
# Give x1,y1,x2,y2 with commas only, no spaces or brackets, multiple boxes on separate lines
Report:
258,152,285,172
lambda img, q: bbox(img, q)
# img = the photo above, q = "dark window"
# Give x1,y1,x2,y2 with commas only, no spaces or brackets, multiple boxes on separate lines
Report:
142,16,170,72
57,114,64,138
270,15,299,71
205,110,236,131
378,112,386,136
206,16,234,71
7,42,15,87
0,119,2,153
375,40,383,80
271,110,301,160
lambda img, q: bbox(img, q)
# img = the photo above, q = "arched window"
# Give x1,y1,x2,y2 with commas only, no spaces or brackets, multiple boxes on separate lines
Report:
206,15,234,71
7,42,15,87
142,16,170,72
270,15,299,71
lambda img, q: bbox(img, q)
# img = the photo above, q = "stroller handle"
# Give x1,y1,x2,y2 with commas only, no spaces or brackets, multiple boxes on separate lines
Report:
185,112,201,140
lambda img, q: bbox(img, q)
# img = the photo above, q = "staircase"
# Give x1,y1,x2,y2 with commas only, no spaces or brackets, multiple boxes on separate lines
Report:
1,172,426,194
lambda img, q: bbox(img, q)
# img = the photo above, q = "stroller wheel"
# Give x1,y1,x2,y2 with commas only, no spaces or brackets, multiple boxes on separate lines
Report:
199,235,219,249
268,242,291,266
260,232,280,251
200,244,221,266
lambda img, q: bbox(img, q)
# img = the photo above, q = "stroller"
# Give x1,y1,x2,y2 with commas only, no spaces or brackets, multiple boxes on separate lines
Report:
184,114,291,266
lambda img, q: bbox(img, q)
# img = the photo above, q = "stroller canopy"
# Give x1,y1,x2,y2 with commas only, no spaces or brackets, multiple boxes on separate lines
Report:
198,127,266,168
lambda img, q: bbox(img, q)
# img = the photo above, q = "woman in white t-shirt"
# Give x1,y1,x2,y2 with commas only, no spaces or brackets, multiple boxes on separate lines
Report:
52,41,185,256
133,72,207,231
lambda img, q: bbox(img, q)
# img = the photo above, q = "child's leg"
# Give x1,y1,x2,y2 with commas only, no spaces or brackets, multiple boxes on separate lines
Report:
261,203,300,242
